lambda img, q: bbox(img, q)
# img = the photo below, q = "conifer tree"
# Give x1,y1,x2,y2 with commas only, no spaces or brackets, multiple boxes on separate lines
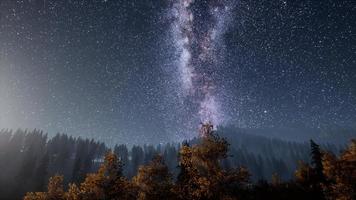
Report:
133,155,174,200
321,140,356,200
175,123,250,200
78,151,131,200
24,175,65,200
310,140,325,182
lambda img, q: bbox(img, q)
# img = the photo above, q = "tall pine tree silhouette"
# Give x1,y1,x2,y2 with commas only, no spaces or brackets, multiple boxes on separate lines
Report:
310,140,325,182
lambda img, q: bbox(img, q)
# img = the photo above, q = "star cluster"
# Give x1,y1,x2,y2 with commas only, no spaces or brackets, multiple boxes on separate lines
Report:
0,0,355,145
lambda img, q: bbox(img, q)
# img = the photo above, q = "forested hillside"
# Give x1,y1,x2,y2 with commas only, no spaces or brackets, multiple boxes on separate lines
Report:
0,129,106,199
0,127,353,199
23,124,356,200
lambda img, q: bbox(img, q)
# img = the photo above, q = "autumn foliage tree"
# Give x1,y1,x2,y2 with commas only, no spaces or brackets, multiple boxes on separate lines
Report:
294,139,356,200
174,123,250,200
132,155,174,200
321,139,356,200
24,175,65,200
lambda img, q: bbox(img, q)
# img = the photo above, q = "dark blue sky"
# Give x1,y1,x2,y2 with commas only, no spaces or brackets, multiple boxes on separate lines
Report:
0,0,355,145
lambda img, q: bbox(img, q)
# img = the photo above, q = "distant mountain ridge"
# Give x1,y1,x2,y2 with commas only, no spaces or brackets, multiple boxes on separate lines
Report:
219,126,356,145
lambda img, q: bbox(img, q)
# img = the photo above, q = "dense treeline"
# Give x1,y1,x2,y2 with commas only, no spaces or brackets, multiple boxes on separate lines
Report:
23,124,355,200
0,129,107,199
215,127,343,180
0,127,352,199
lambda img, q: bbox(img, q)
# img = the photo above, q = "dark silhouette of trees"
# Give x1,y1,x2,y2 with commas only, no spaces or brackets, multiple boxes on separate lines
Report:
0,127,354,200
310,139,325,182
130,145,144,178
293,140,326,200
114,144,129,176
0,129,106,199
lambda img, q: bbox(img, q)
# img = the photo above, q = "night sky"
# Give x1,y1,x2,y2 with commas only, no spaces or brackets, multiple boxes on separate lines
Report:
0,0,355,145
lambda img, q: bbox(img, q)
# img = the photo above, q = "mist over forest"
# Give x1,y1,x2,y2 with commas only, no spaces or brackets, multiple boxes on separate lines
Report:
0,127,354,199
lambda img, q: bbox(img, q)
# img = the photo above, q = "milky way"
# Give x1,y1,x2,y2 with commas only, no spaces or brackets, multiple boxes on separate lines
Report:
0,0,355,144
169,0,235,127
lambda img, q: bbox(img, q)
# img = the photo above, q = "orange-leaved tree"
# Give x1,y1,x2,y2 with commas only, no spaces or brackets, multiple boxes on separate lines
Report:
174,123,250,200
24,175,65,200
321,139,356,200
132,155,174,200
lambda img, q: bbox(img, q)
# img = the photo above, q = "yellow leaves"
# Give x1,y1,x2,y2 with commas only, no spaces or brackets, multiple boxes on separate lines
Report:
322,140,356,183
322,140,356,200
322,181,354,200
77,150,130,200
295,140,356,200
183,133,229,178
24,175,66,200
340,139,356,162
132,155,174,200
189,176,211,199
78,173,105,200
174,124,250,200
47,175,66,200
65,184,80,200
322,151,337,179
24,192,47,200
294,161,313,184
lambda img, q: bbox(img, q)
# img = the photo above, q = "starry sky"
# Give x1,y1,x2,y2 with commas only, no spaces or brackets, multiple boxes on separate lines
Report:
0,0,355,145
